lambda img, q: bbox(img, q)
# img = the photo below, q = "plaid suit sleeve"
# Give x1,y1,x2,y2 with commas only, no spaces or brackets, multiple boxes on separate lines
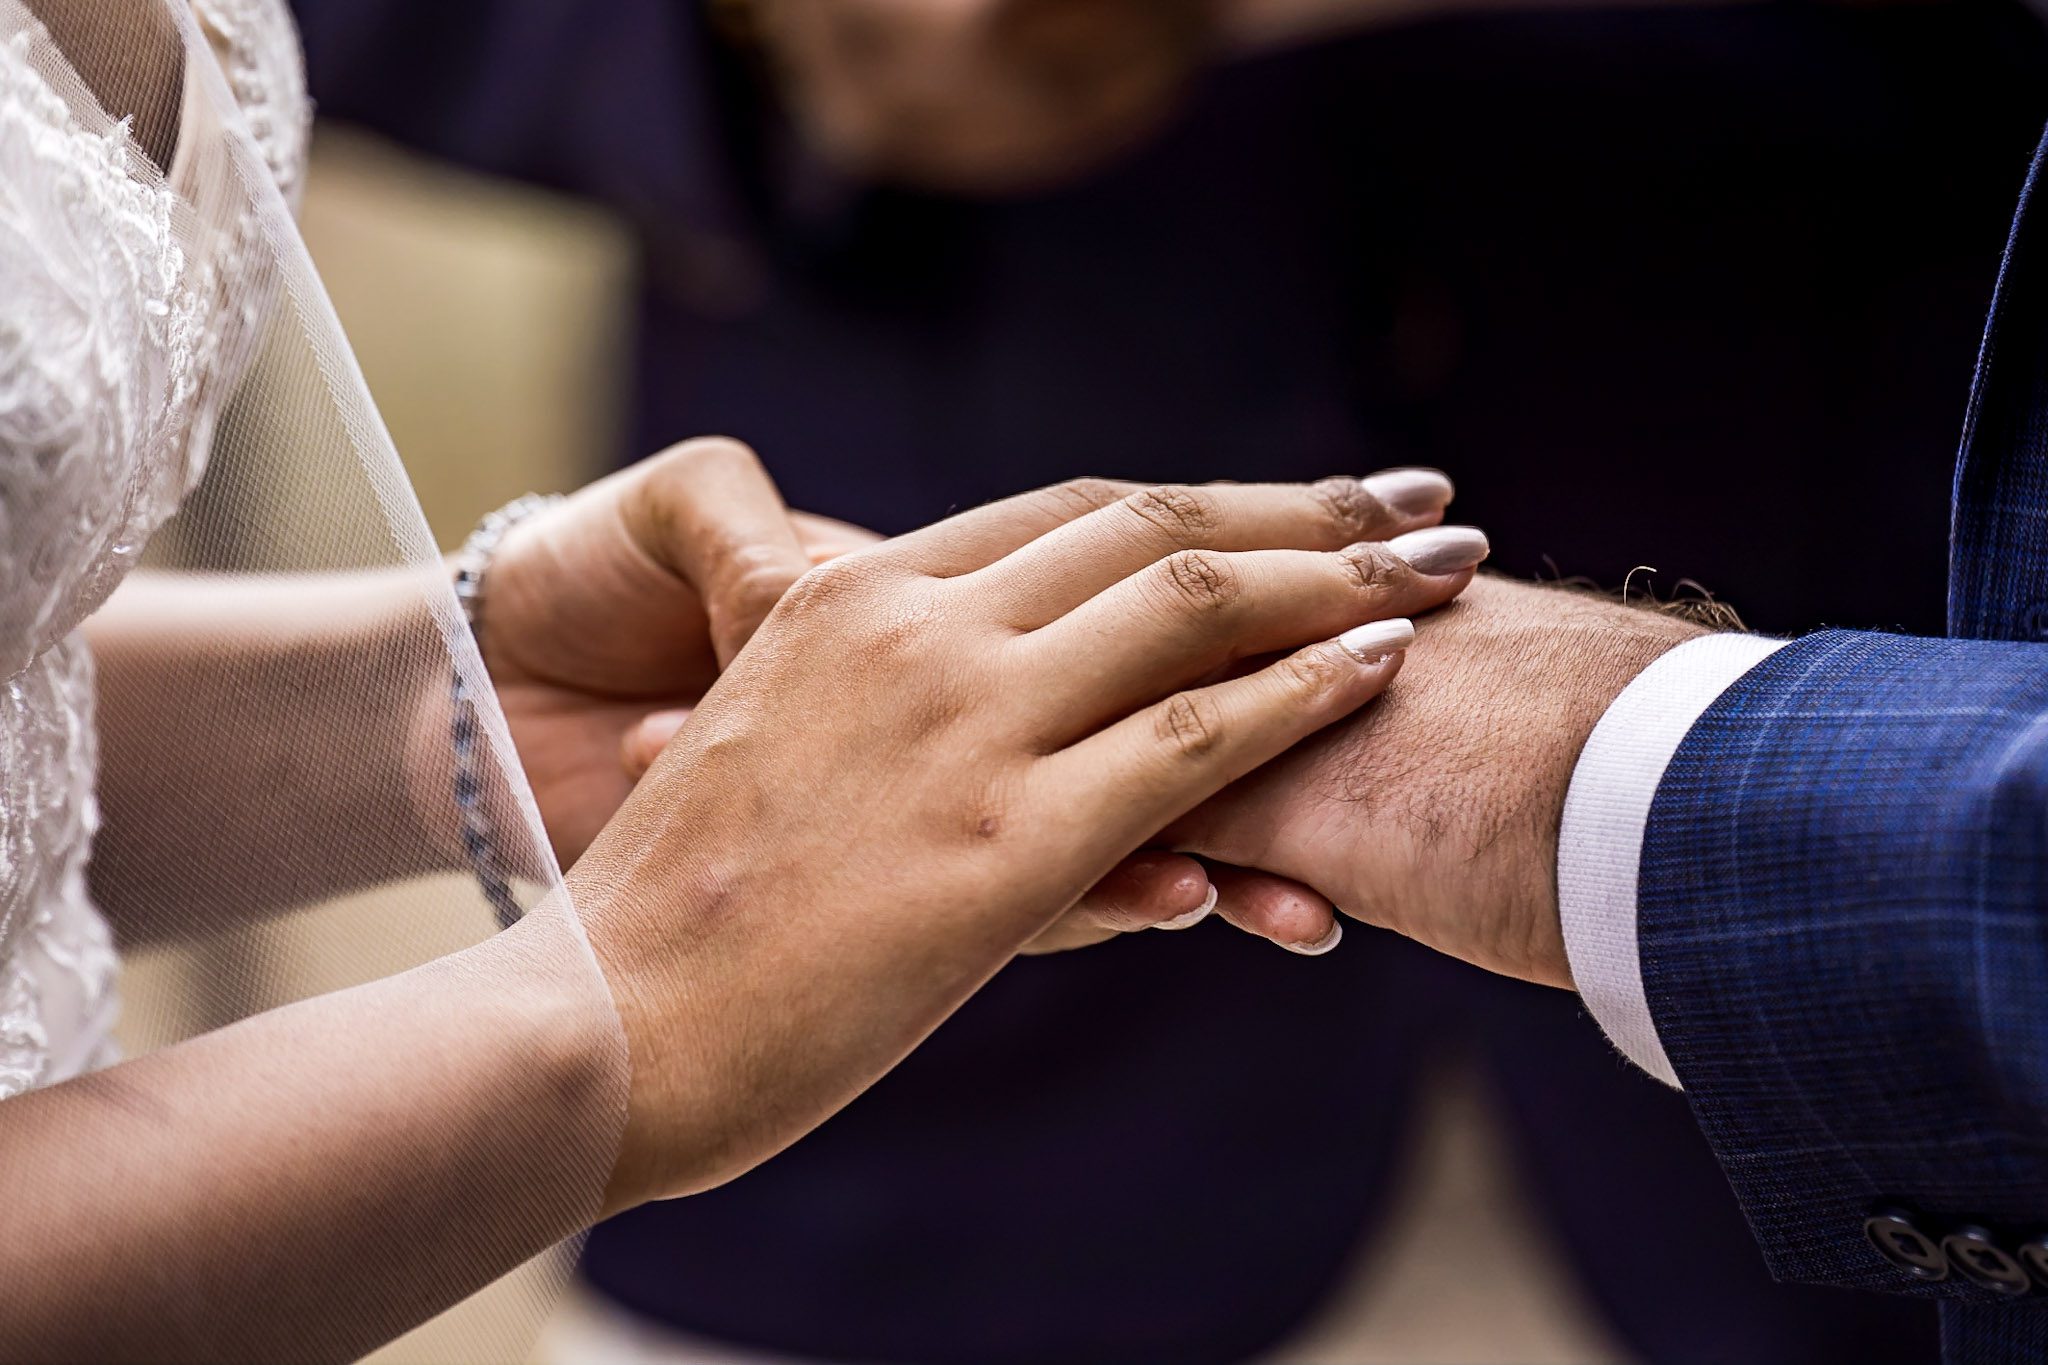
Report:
1639,627,2048,1302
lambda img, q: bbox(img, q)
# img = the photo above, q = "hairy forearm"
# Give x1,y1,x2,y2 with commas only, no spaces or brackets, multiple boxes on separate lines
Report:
1169,575,1709,985
83,569,471,944
0,907,624,1363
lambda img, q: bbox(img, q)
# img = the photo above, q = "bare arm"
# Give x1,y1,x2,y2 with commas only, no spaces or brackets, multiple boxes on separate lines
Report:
2,906,624,1364
83,569,469,946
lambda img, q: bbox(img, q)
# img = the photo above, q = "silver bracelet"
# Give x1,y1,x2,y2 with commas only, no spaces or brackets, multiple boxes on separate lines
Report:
452,493,564,928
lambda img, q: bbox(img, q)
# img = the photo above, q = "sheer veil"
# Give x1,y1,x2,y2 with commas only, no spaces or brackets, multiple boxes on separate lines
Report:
3,0,628,1356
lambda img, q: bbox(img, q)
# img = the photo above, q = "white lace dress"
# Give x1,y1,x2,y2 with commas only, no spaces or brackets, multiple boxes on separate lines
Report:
0,0,309,1098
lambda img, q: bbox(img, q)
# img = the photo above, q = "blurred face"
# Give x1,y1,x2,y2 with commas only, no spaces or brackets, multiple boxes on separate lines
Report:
753,0,1220,194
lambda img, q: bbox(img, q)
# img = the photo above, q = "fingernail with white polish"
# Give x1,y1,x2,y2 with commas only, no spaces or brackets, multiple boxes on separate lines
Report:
1337,618,1415,663
1361,467,1455,517
1154,882,1218,931
1388,525,1490,577
1285,921,1344,956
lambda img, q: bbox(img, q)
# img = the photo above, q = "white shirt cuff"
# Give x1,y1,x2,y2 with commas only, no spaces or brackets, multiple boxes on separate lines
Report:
1557,631,1789,1088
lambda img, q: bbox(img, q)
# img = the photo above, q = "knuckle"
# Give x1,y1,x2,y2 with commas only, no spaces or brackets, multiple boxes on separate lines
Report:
779,556,870,615
662,433,761,475
1312,476,1381,537
1041,477,1129,520
635,475,687,553
636,437,770,556
1155,692,1225,760
1125,485,1222,544
1280,647,1345,695
1338,541,1406,594
1159,549,1241,613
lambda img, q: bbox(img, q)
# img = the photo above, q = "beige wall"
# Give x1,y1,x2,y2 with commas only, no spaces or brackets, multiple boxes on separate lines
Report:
299,124,637,545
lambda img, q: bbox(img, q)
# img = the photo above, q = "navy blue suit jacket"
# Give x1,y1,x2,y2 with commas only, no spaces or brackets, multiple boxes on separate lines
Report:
1639,125,2048,1361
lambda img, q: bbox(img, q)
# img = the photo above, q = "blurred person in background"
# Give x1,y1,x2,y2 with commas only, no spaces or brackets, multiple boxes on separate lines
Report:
291,0,2048,1360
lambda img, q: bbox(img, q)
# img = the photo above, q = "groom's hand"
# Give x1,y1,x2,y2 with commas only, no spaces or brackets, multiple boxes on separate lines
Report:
1169,575,1709,986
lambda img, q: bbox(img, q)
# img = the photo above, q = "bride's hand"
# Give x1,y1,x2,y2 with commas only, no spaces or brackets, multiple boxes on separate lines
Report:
571,474,1483,1208
480,438,876,865
496,439,1467,955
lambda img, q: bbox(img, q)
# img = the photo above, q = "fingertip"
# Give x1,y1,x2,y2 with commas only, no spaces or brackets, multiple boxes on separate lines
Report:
1335,644,1406,697
1266,894,1336,948
1206,869,1338,950
1060,853,1213,937
1364,645,1407,687
621,708,691,777
1323,625,1411,702
1116,850,1214,929
1154,879,1219,931
1335,617,1415,662
1282,920,1344,956
1385,525,1489,579
1361,466,1455,521
1406,564,1482,621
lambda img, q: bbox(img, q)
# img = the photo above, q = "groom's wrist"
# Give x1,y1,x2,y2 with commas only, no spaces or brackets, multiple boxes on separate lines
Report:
1505,605,1711,984
1328,580,1707,987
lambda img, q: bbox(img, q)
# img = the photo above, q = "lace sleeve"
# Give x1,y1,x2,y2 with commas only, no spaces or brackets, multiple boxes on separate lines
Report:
0,26,200,678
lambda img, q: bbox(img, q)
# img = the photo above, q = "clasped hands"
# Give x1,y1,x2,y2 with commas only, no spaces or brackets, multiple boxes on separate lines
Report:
480,438,1706,1205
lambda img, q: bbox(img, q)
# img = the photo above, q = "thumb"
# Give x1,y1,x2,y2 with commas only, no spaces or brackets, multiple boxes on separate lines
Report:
621,708,693,779
627,437,813,667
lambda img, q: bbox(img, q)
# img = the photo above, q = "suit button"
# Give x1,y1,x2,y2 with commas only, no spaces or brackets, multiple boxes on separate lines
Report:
1942,1227,2033,1296
2017,1235,2048,1291
1864,1209,1949,1280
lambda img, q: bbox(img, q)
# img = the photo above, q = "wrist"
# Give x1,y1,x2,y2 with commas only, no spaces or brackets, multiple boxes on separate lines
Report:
1352,580,1708,987
448,899,636,1222
567,829,756,1215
